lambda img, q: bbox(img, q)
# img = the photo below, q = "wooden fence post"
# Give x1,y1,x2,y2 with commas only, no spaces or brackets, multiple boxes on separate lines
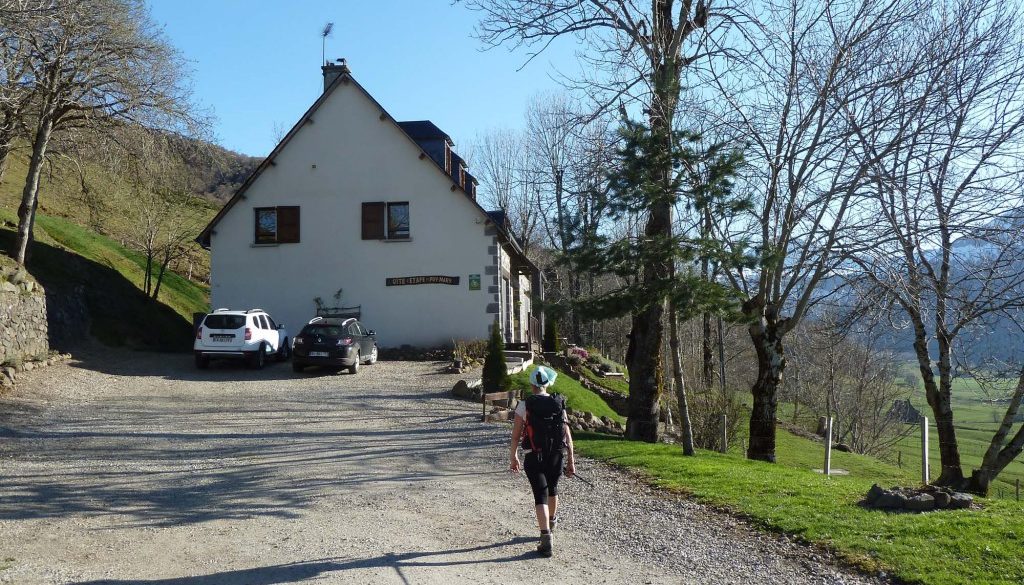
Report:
720,414,728,453
921,416,930,485
824,416,833,476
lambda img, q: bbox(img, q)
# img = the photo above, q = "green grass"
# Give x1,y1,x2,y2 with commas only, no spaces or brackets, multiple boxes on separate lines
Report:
0,208,208,351
34,215,209,320
578,364,630,394
576,430,1024,585
885,372,1024,498
510,366,625,424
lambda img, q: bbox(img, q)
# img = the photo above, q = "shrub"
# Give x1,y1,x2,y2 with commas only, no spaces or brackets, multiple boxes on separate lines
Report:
543,317,561,352
482,322,509,393
567,346,589,361
681,390,743,450
565,354,583,367
462,339,488,362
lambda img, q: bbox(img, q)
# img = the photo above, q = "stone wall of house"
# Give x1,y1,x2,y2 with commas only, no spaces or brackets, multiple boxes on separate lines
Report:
0,268,49,367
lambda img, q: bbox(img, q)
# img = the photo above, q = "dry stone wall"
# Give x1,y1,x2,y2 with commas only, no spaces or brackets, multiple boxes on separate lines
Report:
0,266,49,368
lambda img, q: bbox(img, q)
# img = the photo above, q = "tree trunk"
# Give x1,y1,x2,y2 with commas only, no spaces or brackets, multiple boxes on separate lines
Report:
968,366,1024,495
625,304,665,442
747,305,785,462
702,312,714,392
701,209,714,392
670,300,695,455
13,118,54,266
0,141,11,187
143,249,153,295
152,251,173,300
910,321,964,486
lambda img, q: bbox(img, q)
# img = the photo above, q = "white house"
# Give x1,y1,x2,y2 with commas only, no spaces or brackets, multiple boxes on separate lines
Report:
197,62,543,349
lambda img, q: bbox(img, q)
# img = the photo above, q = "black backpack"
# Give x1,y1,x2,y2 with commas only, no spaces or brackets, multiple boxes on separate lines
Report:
522,394,566,462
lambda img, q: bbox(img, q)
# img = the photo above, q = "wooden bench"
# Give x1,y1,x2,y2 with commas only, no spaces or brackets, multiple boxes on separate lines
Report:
482,390,517,422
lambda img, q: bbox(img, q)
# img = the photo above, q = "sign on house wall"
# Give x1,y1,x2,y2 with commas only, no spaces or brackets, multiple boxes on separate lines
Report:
468,274,481,290
385,275,460,286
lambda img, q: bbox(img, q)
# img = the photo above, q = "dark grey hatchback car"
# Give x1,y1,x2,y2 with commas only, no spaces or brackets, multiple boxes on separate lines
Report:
291,317,378,374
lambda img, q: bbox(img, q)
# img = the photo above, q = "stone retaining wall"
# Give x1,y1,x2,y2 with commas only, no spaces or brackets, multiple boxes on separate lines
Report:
0,267,48,367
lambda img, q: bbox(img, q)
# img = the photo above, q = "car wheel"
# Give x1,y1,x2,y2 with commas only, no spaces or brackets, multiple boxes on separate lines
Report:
195,353,209,369
349,355,359,375
249,343,266,370
292,361,304,373
277,338,290,362
366,345,378,365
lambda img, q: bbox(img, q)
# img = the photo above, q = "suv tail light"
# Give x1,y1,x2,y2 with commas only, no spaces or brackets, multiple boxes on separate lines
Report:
195,327,202,340
244,327,253,341
336,337,353,346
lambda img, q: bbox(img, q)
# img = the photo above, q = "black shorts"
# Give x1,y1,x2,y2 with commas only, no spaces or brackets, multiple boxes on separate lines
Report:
524,451,564,505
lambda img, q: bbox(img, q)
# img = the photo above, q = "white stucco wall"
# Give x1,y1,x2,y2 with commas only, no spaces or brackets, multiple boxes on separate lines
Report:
208,78,500,348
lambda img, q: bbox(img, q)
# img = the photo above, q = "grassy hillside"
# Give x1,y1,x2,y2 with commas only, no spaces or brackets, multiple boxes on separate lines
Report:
0,208,208,351
509,366,625,424
511,363,1023,582
0,140,223,284
577,431,1023,585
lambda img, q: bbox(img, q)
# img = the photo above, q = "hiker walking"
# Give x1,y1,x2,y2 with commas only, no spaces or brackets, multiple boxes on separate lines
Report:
509,365,576,557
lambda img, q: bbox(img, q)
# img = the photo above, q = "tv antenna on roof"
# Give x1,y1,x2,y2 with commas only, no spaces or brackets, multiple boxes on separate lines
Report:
321,22,334,66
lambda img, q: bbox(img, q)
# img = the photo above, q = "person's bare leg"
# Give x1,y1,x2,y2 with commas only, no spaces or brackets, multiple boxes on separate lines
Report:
548,495,558,522
534,504,550,531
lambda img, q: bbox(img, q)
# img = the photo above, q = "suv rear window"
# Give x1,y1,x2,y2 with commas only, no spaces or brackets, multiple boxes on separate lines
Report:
203,315,246,330
301,324,344,337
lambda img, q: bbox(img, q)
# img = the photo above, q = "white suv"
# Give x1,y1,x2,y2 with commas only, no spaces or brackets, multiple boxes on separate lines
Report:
194,308,290,369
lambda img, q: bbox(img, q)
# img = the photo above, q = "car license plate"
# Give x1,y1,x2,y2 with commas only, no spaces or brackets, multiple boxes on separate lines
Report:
211,335,233,342
310,351,329,357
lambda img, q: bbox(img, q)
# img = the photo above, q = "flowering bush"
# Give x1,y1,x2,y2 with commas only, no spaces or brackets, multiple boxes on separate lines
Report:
566,346,589,361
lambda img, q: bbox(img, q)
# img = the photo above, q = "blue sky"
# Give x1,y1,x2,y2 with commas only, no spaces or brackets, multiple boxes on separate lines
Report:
147,0,582,157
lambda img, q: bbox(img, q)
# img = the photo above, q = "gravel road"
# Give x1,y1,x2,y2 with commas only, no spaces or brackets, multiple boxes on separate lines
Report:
0,350,887,584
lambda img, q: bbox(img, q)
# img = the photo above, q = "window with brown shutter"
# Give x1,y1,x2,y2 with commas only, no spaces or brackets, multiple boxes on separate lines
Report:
362,202,386,239
254,206,300,244
362,201,410,240
277,206,300,243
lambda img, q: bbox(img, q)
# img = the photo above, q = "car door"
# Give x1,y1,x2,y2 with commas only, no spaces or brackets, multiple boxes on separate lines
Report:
259,315,277,352
266,315,283,351
348,322,364,359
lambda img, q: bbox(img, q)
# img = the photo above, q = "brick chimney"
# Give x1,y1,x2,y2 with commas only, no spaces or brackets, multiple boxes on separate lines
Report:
321,58,350,92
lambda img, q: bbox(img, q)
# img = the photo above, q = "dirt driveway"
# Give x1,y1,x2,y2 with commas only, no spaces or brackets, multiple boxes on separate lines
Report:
0,351,884,584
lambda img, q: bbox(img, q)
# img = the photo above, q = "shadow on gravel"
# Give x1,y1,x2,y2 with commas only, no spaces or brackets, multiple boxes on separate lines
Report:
63,350,461,387
71,537,537,585
0,350,496,529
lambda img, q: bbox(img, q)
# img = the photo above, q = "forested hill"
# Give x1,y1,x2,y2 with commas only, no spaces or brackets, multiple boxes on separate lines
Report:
177,139,262,203
0,132,258,316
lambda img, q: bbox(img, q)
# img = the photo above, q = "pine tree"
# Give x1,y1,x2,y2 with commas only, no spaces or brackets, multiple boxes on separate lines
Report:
565,119,751,443
543,316,561,353
482,321,509,393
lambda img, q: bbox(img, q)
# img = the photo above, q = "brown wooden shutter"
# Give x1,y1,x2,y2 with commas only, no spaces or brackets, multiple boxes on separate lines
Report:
362,202,385,239
277,206,300,243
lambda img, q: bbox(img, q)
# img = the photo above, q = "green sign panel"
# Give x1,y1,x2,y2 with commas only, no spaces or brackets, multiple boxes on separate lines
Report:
468,274,481,291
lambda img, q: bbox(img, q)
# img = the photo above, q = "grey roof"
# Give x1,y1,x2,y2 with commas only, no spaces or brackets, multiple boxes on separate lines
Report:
396,120,451,143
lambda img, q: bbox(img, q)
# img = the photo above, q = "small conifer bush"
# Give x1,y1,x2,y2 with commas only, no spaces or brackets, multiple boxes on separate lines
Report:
482,321,509,393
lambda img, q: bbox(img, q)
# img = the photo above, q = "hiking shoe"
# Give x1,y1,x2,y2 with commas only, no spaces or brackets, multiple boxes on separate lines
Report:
537,532,553,557
549,515,560,532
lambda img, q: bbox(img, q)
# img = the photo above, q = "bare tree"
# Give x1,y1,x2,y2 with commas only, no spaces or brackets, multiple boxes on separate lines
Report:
8,0,202,266
113,130,205,300
702,0,919,461
469,127,543,252
466,0,717,441
0,1,47,185
848,0,1024,491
